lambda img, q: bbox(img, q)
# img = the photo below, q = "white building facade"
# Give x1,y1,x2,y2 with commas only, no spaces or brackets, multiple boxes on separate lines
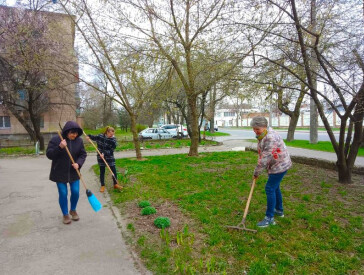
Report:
214,108,349,128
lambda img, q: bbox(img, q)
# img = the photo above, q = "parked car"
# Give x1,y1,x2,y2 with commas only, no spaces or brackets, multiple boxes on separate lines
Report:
160,124,188,138
138,128,173,140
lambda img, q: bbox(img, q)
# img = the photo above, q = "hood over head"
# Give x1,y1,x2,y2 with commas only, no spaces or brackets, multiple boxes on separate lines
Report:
62,121,83,138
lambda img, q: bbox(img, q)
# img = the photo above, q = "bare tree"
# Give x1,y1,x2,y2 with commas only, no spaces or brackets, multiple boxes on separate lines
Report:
0,5,77,150
79,82,118,129
252,58,307,141
116,0,264,156
256,0,364,183
58,0,169,160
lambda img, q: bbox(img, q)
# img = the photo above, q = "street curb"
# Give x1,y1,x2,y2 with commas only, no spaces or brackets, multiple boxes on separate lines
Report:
104,190,152,275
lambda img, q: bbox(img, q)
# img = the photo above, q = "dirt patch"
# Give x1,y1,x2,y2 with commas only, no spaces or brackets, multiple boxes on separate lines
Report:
123,200,198,237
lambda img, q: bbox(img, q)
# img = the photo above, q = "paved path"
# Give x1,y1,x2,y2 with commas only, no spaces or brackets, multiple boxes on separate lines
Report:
0,155,150,275
0,139,363,275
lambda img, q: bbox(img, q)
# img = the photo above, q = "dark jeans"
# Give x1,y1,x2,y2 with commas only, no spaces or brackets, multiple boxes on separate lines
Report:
56,180,80,215
100,165,117,186
265,171,287,218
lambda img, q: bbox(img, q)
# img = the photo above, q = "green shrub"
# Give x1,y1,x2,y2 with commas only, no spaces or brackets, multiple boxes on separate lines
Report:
136,124,148,133
138,200,151,208
154,217,171,229
141,206,157,215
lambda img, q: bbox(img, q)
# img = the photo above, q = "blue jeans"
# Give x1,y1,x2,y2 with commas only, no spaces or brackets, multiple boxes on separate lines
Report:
56,180,80,215
265,171,287,218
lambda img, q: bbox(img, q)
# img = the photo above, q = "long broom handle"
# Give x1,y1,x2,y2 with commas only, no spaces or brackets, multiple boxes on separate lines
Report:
243,178,256,220
57,131,88,191
82,130,116,179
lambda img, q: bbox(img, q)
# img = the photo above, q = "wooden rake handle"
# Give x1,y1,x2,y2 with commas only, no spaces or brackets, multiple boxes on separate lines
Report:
57,131,88,190
242,178,256,220
83,130,116,179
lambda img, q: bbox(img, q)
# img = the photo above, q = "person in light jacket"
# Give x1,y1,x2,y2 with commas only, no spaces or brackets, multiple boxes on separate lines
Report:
46,121,87,225
251,116,292,227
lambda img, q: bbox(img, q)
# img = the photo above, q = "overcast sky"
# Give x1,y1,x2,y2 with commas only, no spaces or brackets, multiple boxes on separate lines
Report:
6,0,16,5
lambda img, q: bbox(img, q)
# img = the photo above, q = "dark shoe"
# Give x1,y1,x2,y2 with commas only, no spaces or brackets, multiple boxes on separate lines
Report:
100,186,105,193
257,216,276,228
114,184,123,191
63,215,71,224
69,210,79,221
274,209,284,217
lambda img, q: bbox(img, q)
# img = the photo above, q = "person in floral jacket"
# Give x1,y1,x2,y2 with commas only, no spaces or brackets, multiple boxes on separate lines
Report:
251,116,292,227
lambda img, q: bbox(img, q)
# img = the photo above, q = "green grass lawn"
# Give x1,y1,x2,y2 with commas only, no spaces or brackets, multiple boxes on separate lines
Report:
285,140,364,157
84,139,218,153
247,139,364,157
237,127,340,131
0,146,36,155
83,128,133,139
201,131,230,137
106,151,364,274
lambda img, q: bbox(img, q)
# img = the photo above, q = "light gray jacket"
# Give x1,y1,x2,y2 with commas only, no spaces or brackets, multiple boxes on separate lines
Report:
254,127,292,177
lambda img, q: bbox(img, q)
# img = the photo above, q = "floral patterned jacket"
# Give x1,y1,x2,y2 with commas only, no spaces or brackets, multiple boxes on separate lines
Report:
254,127,292,177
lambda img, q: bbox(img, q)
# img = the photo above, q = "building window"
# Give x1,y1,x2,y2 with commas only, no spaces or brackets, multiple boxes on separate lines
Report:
0,116,11,128
18,90,26,100
224,112,235,117
40,116,44,128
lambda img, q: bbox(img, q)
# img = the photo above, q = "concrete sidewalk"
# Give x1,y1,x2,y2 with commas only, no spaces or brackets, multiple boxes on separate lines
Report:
0,139,363,275
0,155,150,275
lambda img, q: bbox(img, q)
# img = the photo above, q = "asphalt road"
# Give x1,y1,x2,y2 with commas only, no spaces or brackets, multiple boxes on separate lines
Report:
216,127,343,142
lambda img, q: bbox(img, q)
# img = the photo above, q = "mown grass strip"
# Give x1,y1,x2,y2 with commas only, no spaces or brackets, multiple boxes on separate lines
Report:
284,140,364,157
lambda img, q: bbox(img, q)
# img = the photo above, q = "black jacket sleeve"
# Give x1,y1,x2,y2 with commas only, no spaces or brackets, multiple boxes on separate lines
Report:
46,137,63,160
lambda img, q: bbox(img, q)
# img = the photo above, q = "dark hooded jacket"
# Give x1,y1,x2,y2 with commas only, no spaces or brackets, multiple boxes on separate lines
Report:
46,121,87,183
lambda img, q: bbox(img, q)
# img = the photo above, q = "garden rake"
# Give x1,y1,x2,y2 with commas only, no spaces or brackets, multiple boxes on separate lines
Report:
83,130,119,186
226,178,257,233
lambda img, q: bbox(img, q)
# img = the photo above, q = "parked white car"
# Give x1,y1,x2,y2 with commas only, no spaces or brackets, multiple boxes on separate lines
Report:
160,124,188,138
139,128,173,140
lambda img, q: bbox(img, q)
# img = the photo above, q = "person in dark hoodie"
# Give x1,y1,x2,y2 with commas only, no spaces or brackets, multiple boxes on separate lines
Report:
86,126,123,192
46,121,87,224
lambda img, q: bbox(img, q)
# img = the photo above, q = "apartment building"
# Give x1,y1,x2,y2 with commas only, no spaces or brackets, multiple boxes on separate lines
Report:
0,5,81,141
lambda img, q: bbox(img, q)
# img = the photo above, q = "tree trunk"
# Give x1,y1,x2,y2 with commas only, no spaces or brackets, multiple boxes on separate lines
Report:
336,161,352,184
129,115,142,160
309,0,318,144
309,98,318,144
209,84,217,133
188,95,199,156
286,114,299,142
